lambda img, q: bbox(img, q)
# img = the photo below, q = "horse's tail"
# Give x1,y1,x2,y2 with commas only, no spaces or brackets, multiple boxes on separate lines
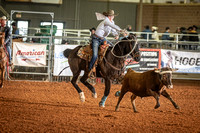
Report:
63,49,72,58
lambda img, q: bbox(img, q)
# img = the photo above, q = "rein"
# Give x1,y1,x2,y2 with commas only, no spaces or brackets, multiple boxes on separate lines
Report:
103,57,125,71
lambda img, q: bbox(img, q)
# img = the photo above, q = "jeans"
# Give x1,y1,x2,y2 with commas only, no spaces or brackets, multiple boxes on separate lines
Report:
89,37,108,70
6,45,12,63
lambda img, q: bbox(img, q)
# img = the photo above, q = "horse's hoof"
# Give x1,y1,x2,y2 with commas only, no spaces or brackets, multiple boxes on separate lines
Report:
154,104,160,109
175,106,180,109
92,93,97,98
99,105,105,108
79,92,85,102
99,101,105,108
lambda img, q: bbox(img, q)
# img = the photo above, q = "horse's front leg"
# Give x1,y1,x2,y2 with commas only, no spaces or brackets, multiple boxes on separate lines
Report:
99,78,111,107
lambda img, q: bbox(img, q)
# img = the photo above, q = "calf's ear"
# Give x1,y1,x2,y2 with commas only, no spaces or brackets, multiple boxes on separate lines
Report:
127,68,132,73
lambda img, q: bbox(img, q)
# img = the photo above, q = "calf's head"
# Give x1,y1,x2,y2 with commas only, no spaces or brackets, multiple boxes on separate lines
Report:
154,67,177,89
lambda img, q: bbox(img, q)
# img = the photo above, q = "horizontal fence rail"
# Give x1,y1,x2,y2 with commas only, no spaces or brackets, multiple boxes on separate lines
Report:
8,28,200,82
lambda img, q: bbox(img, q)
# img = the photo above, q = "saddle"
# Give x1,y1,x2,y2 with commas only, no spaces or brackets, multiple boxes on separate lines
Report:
77,43,109,77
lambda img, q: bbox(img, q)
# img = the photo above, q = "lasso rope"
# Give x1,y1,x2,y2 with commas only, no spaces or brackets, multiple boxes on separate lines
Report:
111,36,138,58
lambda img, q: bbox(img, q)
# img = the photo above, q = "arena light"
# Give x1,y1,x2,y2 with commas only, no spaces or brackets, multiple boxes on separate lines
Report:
16,13,21,18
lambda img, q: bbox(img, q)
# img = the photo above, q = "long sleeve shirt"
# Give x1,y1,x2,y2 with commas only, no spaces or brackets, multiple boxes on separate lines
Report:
95,17,121,38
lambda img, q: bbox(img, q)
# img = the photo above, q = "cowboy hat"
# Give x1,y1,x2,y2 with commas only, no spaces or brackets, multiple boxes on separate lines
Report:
103,9,118,16
1,16,7,20
152,26,158,30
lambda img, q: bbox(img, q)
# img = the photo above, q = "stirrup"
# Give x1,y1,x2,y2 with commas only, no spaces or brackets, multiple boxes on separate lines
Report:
88,69,96,79
8,63,12,66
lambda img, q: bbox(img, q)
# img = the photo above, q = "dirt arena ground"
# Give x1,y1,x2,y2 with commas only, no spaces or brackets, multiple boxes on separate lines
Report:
0,79,200,133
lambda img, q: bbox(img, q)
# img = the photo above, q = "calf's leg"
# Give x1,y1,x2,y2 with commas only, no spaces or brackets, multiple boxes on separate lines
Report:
146,89,160,109
131,94,138,113
161,90,179,109
115,87,128,111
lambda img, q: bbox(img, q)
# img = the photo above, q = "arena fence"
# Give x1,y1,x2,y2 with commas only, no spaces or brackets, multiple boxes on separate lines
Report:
9,10,54,81
8,29,200,82
10,35,52,81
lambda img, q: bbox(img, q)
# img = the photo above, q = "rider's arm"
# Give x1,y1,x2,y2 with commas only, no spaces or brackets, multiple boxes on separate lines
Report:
111,28,118,37
104,18,121,32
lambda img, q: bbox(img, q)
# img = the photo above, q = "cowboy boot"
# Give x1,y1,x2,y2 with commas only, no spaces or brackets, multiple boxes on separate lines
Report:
88,62,97,79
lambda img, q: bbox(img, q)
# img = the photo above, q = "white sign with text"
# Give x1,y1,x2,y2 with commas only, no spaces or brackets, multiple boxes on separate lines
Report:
13,42,47,67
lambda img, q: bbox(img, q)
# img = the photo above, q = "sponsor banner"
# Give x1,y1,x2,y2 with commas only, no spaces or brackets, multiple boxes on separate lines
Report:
126,48,161,71
53,45,84,76
13,42,46,67
54,46,162,75
55,46,200,75
161,49,200,73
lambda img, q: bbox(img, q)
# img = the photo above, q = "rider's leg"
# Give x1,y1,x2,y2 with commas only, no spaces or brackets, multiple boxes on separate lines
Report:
89,39,100,71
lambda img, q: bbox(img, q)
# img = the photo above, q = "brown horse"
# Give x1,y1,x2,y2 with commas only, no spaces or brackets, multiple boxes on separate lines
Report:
0,32,8,88
63,36,141,107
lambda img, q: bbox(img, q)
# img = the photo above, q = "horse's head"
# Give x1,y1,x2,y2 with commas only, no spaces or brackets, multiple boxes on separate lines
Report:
113,34,141,62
